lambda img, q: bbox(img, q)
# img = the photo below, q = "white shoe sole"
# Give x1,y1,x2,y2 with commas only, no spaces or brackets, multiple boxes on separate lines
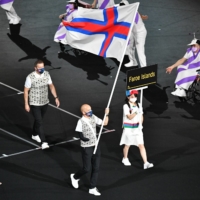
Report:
122,160,131,166
144,164,154,169
42,146,49,150
124,64,134,67
41,143,49,150
89,192,101,196
32,136,41,143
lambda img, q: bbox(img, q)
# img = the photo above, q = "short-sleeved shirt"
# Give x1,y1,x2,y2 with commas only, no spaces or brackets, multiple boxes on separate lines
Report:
24,71,52,88
123,103,143,129
76,115,102,132
76,115,103,147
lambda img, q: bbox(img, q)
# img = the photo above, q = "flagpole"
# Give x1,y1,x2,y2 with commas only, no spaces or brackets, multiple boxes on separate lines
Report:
93,2,140,154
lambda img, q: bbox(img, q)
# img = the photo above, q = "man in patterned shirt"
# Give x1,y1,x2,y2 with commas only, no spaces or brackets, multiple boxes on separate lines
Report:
24,60,60,149
70,104,109,196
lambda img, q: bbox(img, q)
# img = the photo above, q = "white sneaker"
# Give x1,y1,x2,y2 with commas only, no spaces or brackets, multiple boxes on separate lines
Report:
171,90,177,96
32,135,41,143
41,142,49,150
89,187,101,196
70,174,79,189
171,88,186,97
125,60,136,67
144,162,154,169
176,88,186,97
122,158,131,166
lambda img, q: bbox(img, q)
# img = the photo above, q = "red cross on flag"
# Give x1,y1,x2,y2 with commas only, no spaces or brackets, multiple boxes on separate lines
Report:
63,3,139,61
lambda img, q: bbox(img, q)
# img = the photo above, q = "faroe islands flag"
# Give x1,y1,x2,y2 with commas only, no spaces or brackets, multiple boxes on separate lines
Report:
62,3,139,61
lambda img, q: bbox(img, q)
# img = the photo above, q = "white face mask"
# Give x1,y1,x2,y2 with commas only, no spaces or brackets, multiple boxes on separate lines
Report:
130,97,137,103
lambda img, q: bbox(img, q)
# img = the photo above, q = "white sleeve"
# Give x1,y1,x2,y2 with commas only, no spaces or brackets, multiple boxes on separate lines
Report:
123,104,130,116
183,51,190,59
48,74,52,85
24,76,31,88
75,119,82,132
94,115,103,125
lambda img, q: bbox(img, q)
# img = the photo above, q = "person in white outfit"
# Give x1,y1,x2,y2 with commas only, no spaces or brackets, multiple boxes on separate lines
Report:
120,89,153,169
120,0,147,68
54,0,92,53
166,38,200,97
0,0,21,24
54,0,79,52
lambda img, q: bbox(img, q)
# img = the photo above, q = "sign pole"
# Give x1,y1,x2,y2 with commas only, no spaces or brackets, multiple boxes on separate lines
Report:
140,89,143,106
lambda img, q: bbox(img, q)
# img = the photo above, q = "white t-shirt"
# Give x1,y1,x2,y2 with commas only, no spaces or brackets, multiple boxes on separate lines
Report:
75,114,103,132
24,71,52,88
123,103,143,126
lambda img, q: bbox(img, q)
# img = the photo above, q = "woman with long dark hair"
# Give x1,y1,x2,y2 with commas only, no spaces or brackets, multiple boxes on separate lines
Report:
120,89,153,169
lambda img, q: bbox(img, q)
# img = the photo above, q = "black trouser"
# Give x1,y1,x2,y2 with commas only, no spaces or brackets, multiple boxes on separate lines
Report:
74,145,101,189
59,42,65,52
31,104,48,143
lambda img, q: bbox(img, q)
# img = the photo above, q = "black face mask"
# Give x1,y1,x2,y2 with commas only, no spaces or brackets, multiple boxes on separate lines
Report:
37,68,45,74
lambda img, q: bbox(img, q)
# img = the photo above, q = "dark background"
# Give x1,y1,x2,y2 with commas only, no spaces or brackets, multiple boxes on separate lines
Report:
0,0,200,199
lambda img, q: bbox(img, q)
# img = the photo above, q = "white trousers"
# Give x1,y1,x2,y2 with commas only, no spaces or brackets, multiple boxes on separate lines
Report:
126,28,147,67
5,6,21,24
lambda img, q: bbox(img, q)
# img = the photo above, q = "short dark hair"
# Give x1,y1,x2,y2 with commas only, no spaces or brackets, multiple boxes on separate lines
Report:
34,60,44,67
197,40,200,45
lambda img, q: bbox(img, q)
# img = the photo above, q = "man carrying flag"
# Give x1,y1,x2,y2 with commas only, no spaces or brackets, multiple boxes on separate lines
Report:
70,104,109,196
64,2,139,195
